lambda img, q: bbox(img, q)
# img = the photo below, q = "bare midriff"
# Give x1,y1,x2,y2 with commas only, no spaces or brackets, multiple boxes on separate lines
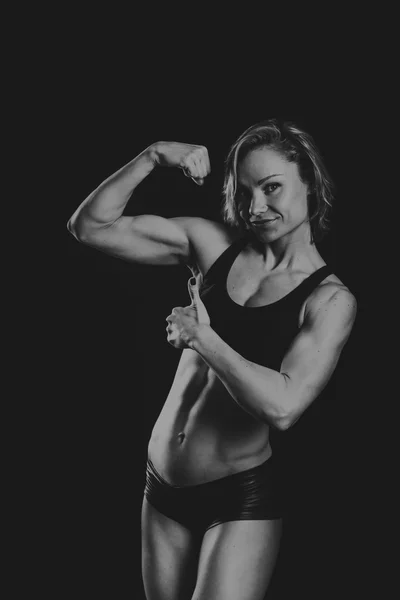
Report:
148,348,271,486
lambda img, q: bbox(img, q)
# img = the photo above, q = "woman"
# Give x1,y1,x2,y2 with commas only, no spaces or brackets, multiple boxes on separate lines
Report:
68,119,357,600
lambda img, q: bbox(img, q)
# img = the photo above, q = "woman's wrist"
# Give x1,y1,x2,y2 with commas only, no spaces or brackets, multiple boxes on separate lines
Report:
188,323,214,351
146,142,162,167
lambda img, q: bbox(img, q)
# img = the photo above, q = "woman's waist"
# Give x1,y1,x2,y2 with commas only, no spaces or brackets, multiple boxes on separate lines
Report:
158,371,264,437
148,420,271,487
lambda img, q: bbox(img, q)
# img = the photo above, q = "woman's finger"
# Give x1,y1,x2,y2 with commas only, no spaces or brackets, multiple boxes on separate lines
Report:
203,148,211,175
182,156,203,185
182,156,196,176
188,277,199,306
197,151,208,179
191,156,205,185
188,277,210,325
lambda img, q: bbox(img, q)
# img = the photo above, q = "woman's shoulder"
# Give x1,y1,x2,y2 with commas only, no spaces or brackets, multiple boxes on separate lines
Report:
305,271,357,323
316,269,354,298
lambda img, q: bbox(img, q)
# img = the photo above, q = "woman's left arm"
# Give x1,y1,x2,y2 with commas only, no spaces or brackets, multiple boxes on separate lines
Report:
182,283,357,430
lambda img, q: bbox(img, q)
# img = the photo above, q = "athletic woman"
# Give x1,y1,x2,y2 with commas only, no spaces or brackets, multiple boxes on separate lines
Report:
68,119,357,600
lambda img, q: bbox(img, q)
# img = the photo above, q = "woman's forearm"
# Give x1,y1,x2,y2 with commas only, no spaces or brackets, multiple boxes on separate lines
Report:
190,325,290,429
68,145,157,237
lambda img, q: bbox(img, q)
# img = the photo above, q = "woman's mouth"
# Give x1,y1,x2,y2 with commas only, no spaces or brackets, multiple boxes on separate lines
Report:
251,217,279,227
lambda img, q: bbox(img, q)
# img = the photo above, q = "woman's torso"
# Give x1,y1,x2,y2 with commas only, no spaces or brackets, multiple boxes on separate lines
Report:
148,226,339,486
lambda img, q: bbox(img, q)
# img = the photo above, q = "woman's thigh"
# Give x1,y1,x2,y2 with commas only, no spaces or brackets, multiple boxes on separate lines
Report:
141,497,201,600
192,519,283,600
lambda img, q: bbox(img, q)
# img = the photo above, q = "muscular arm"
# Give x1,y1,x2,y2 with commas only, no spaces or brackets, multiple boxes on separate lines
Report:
68,147,158,234
67,141,212,266
189,285,357,430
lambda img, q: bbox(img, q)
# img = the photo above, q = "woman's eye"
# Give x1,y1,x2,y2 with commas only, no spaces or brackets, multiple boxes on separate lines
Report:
263,183,280,194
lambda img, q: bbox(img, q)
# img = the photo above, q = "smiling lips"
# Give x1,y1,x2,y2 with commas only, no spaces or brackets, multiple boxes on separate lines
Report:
251,217,279,226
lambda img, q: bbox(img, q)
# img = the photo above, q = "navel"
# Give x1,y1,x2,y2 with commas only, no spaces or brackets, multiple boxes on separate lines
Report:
177,432,186,445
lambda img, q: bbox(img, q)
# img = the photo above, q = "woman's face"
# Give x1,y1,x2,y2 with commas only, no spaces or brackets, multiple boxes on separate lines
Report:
237,146,310,243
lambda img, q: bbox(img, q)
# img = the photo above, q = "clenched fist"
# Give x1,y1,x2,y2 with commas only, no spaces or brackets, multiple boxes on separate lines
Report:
166,277,211,349
151,141,210,186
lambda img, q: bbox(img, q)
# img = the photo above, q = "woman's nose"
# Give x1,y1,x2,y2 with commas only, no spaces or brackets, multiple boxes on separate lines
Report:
249,191,268,216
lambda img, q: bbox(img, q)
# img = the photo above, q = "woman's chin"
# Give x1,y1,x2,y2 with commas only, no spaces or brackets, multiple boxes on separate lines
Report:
251,226,281,242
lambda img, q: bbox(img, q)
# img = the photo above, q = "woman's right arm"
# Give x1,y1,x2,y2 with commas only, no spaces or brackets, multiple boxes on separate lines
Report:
67,142,211,266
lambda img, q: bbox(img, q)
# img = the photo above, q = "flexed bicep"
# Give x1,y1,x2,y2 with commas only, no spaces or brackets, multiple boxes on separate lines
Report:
68,141,211,263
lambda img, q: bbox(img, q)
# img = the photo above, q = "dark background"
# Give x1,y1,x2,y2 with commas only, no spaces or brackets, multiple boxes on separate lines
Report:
61,101,372,599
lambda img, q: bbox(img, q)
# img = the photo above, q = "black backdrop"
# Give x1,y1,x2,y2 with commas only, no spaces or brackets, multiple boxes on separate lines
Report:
62,105,371,599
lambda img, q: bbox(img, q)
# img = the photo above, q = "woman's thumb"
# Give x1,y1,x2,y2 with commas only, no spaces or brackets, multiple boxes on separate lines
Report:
188,277,210,324
188,277,200,305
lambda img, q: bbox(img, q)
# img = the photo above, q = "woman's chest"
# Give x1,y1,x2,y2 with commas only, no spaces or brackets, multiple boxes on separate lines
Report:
226,254,309,320
201,286,303,370
228,253,308,307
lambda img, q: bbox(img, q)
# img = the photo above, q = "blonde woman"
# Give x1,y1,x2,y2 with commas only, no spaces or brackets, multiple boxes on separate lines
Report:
68,119,357,600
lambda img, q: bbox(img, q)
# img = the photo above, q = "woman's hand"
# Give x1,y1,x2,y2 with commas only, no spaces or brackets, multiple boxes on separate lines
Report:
151,142,210,185
166,277,211,349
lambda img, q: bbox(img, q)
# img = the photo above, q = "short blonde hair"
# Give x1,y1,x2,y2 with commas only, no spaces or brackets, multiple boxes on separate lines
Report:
222,119,335,242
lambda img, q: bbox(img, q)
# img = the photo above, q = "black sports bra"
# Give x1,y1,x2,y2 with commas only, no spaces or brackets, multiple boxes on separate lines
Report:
199,233,333,371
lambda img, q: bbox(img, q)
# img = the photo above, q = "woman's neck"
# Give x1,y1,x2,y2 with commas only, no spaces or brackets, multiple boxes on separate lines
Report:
250,225,323,272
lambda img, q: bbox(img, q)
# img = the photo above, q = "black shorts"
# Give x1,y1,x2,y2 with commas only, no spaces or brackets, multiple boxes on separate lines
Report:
144,456,283,536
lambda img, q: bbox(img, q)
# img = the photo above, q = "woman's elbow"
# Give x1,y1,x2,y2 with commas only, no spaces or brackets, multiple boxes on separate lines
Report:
268,405,298,431
67,214,81,240
67,217,76,236
67,214,93,243
272,415,293,431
